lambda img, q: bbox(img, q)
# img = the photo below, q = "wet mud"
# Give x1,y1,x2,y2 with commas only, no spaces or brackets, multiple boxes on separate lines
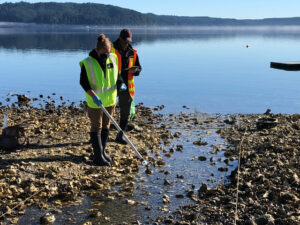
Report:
0,96,299,225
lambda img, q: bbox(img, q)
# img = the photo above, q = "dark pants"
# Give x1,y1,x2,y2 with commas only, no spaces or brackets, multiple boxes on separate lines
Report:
118,90,132,123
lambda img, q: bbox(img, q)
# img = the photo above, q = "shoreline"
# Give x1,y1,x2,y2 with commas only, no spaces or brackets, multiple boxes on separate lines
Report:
0,97,299,224
2,22,300,32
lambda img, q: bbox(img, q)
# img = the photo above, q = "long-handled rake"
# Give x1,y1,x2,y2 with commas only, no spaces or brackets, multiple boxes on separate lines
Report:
99,104,149,166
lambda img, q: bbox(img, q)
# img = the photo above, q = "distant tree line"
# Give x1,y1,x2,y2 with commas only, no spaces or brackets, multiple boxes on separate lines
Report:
1,2,300,26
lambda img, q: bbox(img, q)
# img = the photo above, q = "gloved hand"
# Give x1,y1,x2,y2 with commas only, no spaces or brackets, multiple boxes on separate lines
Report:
130,100,135,121
92,95,102,106
120,83,127,92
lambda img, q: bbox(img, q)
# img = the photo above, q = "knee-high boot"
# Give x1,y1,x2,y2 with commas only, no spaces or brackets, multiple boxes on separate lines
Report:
100,129,112,162
90,132,110,166
115,119,128,145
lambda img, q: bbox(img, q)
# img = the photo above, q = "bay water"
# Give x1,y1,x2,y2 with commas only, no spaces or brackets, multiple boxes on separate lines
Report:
1,26,300,114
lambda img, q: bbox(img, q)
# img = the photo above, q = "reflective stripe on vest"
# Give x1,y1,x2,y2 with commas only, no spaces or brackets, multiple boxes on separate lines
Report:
111,48,122,74
94,85,117,94
112,47,137,98
127,49,137,98
80,54,118,108
86,57,97,90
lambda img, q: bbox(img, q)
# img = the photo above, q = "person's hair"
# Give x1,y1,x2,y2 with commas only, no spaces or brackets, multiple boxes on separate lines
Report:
96,33,111,52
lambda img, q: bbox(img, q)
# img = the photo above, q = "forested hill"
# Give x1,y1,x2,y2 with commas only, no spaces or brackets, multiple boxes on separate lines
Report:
1,2,300,26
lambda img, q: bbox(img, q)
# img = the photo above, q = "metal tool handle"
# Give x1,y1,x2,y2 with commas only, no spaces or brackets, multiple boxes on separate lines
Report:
3,115,7,129
99,104,149,166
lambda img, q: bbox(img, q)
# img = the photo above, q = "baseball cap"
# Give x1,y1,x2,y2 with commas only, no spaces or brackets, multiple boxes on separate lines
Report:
119,29,132,42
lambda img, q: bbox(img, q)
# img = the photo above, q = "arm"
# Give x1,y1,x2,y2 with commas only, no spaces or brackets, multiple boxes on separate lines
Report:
87,89,102,106
117,72,126,91
80,66,102,106
80,66,92,92
86,90,96,97
128,54,142,76
133,54,142,76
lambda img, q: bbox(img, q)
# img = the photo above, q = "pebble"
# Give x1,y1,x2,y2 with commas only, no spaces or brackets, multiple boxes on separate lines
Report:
40,213,56,224
198,156,207,161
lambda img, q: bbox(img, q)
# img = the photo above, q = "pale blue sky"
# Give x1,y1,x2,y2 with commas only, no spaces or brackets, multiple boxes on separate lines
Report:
0,0,299,19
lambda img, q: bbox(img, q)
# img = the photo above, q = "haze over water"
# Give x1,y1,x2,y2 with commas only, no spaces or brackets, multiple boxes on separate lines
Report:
0,26,300,114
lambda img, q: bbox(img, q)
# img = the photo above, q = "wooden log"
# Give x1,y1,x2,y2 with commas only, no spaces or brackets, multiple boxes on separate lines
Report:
270,61,300,71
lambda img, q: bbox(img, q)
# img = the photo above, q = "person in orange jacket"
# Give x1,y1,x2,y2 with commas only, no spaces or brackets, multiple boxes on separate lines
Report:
112,29,142,144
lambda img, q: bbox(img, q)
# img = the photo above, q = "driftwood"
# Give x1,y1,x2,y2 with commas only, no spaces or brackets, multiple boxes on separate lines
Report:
0,124,29,150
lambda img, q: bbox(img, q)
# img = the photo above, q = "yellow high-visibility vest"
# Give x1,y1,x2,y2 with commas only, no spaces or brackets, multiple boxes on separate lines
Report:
80,53,118,108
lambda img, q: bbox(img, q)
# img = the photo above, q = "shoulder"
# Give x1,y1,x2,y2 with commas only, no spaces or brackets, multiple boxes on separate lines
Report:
82,56,97,63
109,53,119,64
113,40,120,50
109,53,118,59
80,56,97,67
128,44,137,54
126,45,136,56
80,57,89,66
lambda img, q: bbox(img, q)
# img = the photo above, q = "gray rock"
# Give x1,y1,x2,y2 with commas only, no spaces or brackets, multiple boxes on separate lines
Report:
255,214,275,225
40,213,55,224
198,183,208,194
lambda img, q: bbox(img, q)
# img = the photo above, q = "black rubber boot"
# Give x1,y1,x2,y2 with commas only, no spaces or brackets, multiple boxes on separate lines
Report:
90,132,110,166
115,131,127,145
100,129,112,162
115,119,128,145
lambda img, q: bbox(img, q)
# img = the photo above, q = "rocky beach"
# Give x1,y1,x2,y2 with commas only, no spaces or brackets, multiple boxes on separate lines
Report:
0,95,299,225
163,113,300,225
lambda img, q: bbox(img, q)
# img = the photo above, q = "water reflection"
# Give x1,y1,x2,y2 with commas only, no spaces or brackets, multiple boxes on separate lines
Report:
1,27,300,51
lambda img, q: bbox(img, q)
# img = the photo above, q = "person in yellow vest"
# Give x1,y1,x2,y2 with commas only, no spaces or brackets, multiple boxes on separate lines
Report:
80,34,120,166
112,29,142,144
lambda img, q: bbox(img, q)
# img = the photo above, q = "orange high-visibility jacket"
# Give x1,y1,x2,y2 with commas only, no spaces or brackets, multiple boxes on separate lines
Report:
112,47,137,99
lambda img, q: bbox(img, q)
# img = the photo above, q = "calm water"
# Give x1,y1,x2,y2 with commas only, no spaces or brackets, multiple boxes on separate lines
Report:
0,26,300,114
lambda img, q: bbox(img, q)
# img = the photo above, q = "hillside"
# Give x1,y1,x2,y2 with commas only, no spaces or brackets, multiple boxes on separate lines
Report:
1,2,300,26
